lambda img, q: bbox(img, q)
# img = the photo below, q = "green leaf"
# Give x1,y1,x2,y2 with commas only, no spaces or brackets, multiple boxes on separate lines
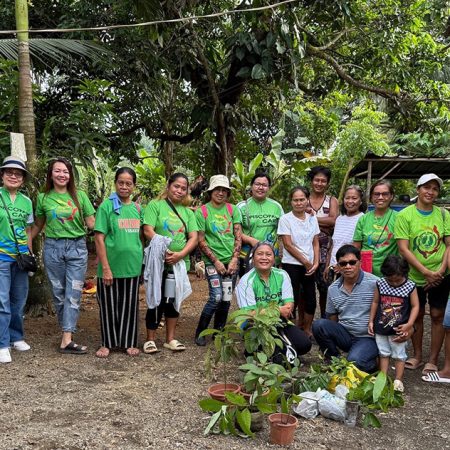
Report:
199,398,225,412
251,64,265,80
204,410,222,435
236,67,251,78
373,372,387,403
236,408,254,437
225,392,247,406
199,328,218,337
363,412,381,428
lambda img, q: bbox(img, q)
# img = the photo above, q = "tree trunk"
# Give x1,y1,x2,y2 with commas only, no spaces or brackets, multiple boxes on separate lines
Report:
16,0,52,316
214,108,233,176
161,120,173,178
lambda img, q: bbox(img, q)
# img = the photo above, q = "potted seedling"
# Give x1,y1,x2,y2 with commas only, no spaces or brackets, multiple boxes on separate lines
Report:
268,393,300,445
200,320,243,402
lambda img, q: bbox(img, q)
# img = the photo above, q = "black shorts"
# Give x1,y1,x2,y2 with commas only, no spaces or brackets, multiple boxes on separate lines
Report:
417,274,450,310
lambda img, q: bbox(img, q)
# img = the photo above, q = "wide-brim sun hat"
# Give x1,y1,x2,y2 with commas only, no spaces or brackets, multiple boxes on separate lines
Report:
417,173,443,189
207,174,232,191
0,156,30,175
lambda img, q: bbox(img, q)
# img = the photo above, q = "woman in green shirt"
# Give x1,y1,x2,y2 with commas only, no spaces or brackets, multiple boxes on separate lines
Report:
0,157,34,364
32,157,95,355
94,167,144,358
237,172,283,276
236,242,311,363
194,175,242,346
143,173,198,353
353,180,397,277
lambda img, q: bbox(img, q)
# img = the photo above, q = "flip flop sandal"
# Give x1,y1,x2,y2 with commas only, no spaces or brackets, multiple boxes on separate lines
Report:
163,339,186,352
143,340,160,354
405,357,424,370
59,341,88,355
422,363,438,375
422,372,450,383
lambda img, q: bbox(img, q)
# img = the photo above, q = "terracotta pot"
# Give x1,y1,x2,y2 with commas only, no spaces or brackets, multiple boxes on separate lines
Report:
268,413,298,445
240,387,270,400
207,383,241,402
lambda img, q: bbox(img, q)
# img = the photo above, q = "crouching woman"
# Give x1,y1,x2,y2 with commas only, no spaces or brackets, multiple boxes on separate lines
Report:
235,242,312,364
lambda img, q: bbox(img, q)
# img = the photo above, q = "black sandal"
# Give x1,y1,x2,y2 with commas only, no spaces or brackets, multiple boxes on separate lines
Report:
59,341,88,354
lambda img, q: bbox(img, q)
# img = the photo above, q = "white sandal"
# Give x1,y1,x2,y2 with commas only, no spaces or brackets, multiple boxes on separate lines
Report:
143,340,160,354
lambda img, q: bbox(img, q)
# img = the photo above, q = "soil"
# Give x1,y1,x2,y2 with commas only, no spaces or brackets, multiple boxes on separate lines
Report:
1,255,449,450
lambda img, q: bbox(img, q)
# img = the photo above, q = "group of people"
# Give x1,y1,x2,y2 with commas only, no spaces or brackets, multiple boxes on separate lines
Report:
0,157,449,388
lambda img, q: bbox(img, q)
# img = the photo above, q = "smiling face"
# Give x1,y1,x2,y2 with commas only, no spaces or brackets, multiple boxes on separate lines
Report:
51,161,70,190
2,168,25,192
344,188,362,216
167,176,188,204
371,183,393,212
251,176,270,201
253,244,275,272
115,172,135,201
291,189,308,214
311,172,329,195
417,180,440,208
210,187,230,206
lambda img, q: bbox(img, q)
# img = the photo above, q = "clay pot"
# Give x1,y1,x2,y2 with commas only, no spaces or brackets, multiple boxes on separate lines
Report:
268,413,298,445
207,383,241,402
240,387,270,401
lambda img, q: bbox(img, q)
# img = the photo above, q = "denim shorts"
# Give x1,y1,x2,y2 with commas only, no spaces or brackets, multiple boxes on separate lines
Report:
443,300,450,329
375,334,408,361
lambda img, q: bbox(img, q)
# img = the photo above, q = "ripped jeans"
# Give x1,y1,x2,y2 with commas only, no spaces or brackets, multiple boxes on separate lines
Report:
202,265,238,322
44,237,88,333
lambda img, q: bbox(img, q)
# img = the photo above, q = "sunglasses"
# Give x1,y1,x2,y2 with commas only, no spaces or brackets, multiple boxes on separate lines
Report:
338,260,359,267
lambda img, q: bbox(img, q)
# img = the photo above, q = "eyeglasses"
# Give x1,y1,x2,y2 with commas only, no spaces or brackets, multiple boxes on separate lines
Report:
4,170,24,179
338,260,359,267
372,192,391,198
253,183,269,189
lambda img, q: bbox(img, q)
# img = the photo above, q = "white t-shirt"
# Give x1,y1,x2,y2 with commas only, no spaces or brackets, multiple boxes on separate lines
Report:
330,212,364,266
277,212,320,265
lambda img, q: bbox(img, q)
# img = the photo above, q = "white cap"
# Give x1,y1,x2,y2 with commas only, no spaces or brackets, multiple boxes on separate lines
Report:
417,173,443,189
207,174,232,191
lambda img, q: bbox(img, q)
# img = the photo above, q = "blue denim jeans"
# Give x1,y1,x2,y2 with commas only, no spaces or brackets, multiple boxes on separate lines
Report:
0,259,29,349
312,318,379,373
44,237,88,333
201,265,238,328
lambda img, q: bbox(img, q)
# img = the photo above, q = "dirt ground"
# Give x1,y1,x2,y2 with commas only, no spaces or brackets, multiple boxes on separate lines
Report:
1,256,449,450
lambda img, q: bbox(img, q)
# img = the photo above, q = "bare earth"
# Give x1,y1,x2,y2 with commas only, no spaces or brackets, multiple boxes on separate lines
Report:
1,260,449,450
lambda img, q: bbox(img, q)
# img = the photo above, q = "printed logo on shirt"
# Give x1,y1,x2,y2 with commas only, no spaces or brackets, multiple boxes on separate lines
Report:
118,218,140,233
163,211,185,237
379,295,404,329
50,199,78,224
368,224,393,248
211,213,232,235
412,225,441,258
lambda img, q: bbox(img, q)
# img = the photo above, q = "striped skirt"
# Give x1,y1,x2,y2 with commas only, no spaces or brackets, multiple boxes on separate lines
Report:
97,276,140,349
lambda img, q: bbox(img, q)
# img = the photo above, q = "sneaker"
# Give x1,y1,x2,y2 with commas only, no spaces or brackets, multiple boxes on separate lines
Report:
0,348,12,363
195,336,206,347
11,340,31,351
393,379,404,392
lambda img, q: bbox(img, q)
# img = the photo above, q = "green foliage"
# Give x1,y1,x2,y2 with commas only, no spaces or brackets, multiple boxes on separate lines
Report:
0,59,18,157
231,153,264,202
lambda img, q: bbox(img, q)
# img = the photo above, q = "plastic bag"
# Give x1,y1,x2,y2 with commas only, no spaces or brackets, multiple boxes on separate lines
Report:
293,390,324,419
334,384,349,400
318,390,347,422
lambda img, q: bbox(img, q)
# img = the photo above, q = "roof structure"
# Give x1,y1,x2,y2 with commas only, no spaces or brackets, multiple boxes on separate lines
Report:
350,153,450,181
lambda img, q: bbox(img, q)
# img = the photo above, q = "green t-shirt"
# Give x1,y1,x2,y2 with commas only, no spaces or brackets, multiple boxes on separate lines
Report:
36,190,95,238
394,205,450,286
143,199,198,268
353,209,398,277
0,188,33,261
94,200,144,278
236,267,294,310
195,202,242,265
237,197,284,258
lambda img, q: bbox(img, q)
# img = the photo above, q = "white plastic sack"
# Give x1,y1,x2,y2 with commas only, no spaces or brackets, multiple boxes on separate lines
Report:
334,384,350,400
318,390,347,422
293,390,324,419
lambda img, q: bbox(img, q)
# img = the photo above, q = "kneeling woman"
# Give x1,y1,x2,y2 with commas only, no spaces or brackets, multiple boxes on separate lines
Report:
236,242,312,363
94,168,144,357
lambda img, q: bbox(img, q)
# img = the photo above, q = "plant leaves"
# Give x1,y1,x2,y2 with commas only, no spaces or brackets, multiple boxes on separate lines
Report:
373,371,386,403
199,398,225,412
235,408,254,437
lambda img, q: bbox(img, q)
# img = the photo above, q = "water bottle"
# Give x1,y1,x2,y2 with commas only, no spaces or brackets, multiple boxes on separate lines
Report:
222,277,233,302
164,273,176,299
